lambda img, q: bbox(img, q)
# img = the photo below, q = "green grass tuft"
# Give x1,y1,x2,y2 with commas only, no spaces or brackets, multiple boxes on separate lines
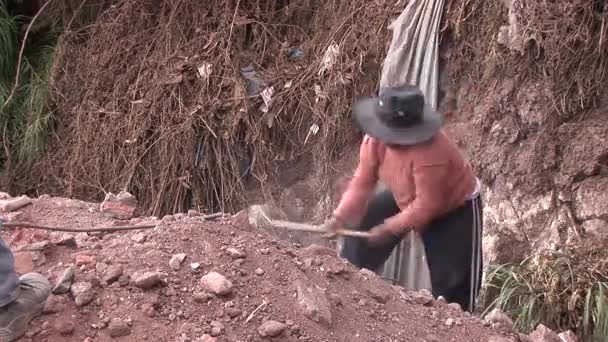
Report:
484,250,608,342
1,0,57,165
11,45,56,161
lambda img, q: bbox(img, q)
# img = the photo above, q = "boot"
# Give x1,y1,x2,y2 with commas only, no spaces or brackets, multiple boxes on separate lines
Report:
0,273,50,342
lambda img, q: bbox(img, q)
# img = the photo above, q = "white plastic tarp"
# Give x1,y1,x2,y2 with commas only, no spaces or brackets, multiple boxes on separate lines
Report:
377,0,446,290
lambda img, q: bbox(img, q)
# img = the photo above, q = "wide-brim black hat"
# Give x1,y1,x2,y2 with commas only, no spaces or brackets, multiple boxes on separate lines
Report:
353,85,442,145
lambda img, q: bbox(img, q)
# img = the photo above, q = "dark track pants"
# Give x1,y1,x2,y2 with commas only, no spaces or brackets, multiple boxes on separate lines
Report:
339,190,483,312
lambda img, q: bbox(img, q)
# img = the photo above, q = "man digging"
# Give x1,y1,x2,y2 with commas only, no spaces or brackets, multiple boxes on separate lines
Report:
326,84,483,312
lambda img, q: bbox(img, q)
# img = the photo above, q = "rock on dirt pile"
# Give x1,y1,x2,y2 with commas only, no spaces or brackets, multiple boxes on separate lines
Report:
2,194,510,341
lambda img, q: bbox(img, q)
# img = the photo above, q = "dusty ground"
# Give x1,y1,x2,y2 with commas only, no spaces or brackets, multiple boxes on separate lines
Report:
1,195,514,342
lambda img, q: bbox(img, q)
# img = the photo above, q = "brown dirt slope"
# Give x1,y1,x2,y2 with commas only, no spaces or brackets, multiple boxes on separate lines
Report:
11,0,391,216
2,195,508,342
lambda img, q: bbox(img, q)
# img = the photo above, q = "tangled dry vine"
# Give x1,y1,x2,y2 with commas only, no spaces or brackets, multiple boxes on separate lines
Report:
14,0,396,216
445,0,608,116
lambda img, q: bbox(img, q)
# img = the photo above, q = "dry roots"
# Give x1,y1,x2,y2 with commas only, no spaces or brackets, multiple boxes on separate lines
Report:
14,0,396,215
444,0,608,116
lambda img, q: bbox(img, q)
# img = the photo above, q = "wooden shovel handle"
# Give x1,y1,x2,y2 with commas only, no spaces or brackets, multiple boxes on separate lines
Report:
270,220,370,238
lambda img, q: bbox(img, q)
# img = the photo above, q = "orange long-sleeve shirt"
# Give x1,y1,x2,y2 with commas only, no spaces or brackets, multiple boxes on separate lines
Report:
334,130,476,235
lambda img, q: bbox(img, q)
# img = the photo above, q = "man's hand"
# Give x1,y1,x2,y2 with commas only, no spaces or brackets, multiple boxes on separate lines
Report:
367,223,399,246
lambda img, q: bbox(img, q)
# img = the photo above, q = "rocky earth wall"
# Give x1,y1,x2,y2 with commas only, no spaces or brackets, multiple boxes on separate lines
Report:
442,68,608,267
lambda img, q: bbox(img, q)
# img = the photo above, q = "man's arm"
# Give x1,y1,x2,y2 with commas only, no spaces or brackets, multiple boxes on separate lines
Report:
383,162,450,234
333,136,380,227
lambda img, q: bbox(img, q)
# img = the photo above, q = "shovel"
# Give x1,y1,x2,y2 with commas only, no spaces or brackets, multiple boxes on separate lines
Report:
269,219,370,239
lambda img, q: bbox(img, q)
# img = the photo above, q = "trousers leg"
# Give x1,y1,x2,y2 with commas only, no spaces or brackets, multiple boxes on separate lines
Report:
421,195,484,312
339,190,402,272
0,234,19,307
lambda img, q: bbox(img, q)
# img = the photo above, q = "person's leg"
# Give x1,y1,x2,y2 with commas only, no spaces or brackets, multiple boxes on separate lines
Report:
339,190,402,271
0,236,19,307
0,234,51,341
421,194,483,312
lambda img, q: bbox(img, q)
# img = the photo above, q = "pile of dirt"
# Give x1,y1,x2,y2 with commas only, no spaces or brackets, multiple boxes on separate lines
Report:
9,0,393,216
1,194,508,342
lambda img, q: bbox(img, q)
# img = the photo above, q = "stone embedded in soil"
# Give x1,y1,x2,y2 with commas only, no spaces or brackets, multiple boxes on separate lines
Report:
70,282,95,307
75,233,90,248
0,196,32,212
52,266,75,294
446,318,455,327
257,320,287,337
226,247,246,259
162,214,175,222
447,302,462,311
231,209,254,232
303,244,336,257
323,259,348,276
54,320,75,335
295,279,332,326
528,324,561,342
558,330,578,342
193,291,214,303
95,262,108,273
254,268,265,276
108,318,131,338
16,240,53,252
141,303,156,317
118,274,130,287
200,272,233,296
43,295,67,314
56,234,77,247
132,271,163,289
224,307,242,318
328,293,343,306
200,334,217,342
31,251,46,267
169,253,187,270
75,254,96,266
574,177,608,221
210,327,222,336
367,286,390,304
102,265,124,284
164,287,177,296
485,308,514,329
131,232,147,243
209,321,224,336
412,290,433,306
100,191,138,220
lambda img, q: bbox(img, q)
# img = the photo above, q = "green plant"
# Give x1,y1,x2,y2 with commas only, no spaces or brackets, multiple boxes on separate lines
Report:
1,0,57,167
0,0,21,102
583,282,608,341
483,246,608,342
8,44,56,161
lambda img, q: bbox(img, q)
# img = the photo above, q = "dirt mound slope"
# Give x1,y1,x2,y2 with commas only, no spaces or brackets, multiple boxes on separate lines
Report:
2,195,506,341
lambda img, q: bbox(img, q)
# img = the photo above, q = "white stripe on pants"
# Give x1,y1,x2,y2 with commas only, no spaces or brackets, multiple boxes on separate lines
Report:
469,194,483,312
